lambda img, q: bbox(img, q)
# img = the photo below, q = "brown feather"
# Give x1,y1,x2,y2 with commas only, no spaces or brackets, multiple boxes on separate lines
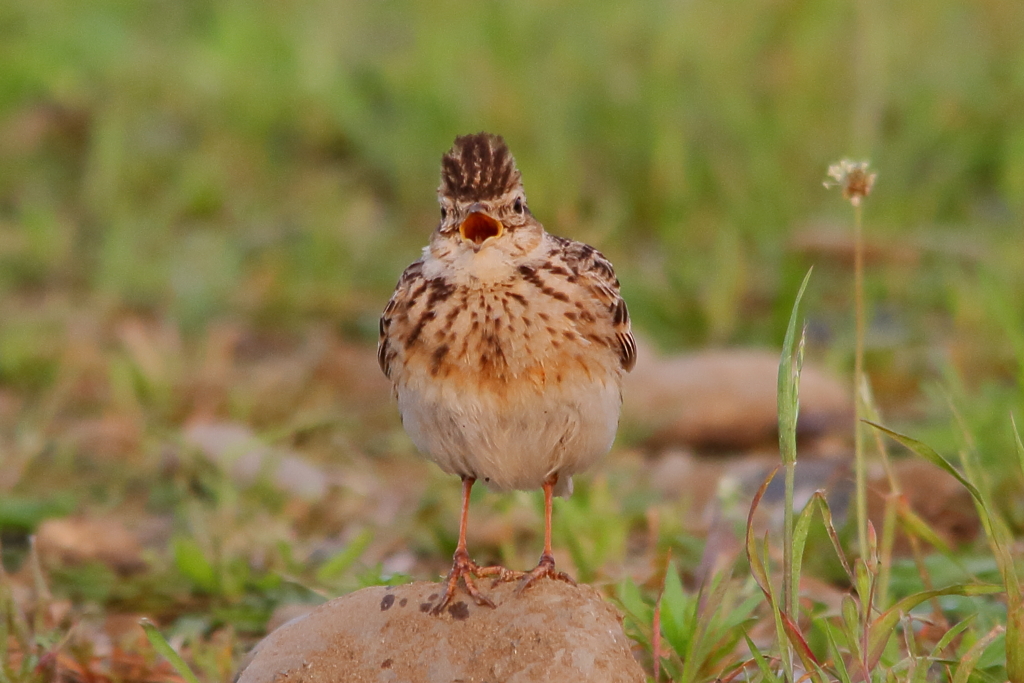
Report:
439,132,523,201
549,236,636,371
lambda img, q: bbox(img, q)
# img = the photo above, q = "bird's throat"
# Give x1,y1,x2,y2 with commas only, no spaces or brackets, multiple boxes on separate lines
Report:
459,212,503,246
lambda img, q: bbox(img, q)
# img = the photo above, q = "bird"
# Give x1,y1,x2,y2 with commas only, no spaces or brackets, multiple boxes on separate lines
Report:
378,132,635,614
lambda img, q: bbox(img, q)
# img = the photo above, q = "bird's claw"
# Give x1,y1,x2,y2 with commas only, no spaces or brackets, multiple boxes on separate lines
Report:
431,550,506,615
513,553,576,595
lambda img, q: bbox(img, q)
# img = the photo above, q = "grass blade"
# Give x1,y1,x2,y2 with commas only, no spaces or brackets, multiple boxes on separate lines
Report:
930,615,976,658
865,584,1002,667
315,528,373,583
1007,416,1024,682
141,619,200,683
788,490,820,609
799,492,854,584
745,468,779,601
778,269,811,621
653,593,663,683
1013,414,1024,482
777,267,813,457
951,625,1004,683
780,611,823,672
743,633,781,682
863,422,982,502
896,503,951,553
172,536,218,593
822,622,853,683
658,559,691,659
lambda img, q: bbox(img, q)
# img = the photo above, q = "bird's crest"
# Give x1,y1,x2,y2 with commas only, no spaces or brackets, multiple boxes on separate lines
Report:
439,132,522,201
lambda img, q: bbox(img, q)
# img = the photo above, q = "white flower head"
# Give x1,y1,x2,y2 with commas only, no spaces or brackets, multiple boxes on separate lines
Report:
824,160,876,207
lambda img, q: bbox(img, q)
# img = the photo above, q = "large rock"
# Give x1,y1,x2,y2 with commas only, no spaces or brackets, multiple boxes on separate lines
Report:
237,580,644,683
623,345,852,452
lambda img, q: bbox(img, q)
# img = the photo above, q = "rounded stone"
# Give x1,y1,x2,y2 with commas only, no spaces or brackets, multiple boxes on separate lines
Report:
237,580,645,683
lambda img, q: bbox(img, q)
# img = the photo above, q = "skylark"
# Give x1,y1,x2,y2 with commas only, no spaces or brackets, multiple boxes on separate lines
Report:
378,132,635,613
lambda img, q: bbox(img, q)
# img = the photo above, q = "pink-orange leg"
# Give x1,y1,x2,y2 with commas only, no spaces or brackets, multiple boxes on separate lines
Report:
432,476,511,615
515,473,576,594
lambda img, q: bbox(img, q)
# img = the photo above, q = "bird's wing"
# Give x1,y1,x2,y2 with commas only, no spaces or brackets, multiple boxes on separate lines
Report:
377,259,425,379
552,236,637,372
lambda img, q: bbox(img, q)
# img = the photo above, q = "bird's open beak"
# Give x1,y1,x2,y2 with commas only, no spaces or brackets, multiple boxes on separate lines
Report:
459,211,504,247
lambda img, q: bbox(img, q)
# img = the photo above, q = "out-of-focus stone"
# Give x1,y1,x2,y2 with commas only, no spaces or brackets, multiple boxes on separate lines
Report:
36,516,147,573
868,458,980,550
789,225,923,266
623,344,851,452
237,581,644,683
184,421,327,501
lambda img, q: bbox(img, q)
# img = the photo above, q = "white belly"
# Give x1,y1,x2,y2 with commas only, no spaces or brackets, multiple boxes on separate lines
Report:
396,375,621,497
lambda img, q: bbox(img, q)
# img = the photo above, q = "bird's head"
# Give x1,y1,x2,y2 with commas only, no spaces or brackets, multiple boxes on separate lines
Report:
432,133,541,257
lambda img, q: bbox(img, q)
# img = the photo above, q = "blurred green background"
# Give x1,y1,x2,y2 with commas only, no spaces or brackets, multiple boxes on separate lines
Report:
2,3,1024,673
1,0,1023,453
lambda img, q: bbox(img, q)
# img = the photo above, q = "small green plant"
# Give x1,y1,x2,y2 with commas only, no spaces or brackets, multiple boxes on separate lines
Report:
740,269,1006,682
617,562,760,682
866,418,1024,681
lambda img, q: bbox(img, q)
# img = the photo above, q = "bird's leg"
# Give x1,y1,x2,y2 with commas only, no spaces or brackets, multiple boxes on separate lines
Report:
515,473,576,595
432,476,507,614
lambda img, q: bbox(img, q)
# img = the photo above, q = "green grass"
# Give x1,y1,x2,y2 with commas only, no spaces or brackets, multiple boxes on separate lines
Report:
1,0,1023,681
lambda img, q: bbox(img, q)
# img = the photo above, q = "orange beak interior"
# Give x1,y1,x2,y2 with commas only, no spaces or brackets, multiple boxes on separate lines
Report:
459,212,504,246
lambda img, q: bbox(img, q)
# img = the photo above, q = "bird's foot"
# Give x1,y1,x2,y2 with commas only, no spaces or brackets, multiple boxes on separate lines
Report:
432,550,509,615
513,553,576,596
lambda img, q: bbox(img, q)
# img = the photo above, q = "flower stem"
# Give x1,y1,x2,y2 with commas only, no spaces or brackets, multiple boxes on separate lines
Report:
854,202,868,561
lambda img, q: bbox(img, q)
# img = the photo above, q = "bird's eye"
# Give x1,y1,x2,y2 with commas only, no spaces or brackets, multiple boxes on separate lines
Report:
513,197,524,214
440,206,447,220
